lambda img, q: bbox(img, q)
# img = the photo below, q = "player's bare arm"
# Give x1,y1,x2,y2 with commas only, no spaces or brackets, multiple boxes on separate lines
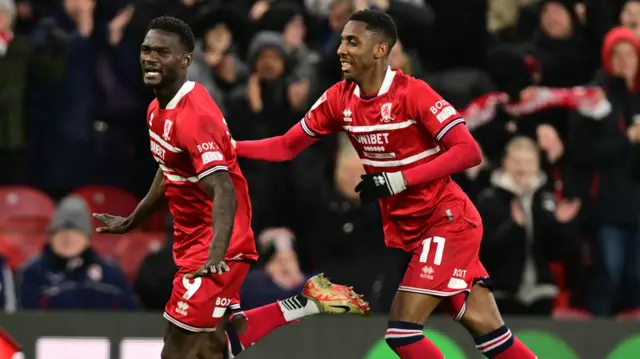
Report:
186,171,237,279
94,168,166,233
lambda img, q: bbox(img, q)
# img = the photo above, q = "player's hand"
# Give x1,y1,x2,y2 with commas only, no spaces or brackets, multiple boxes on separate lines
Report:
93,213,133,234
185,259,230,279
354,172,407,203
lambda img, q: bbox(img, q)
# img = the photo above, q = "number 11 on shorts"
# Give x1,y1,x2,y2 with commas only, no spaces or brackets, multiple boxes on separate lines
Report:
419,236,445,265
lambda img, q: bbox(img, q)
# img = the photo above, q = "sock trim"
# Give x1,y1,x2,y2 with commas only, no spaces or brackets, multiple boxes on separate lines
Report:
474,325,514,357
385,321,424,347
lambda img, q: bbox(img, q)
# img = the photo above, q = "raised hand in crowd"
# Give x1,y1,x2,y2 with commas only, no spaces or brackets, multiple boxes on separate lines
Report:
75,0,96,37
287,79,309,111
283,15,305,49
250,0,271,21
247,73,263,113
204,24,232,67
626,122,640,143
108,4,134,45
555,199,581,223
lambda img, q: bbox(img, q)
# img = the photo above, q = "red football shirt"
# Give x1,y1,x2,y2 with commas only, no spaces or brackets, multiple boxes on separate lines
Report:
147,81,258,269
302,68,480,252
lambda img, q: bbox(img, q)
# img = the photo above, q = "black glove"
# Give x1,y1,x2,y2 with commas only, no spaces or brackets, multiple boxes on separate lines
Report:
354,172,407,203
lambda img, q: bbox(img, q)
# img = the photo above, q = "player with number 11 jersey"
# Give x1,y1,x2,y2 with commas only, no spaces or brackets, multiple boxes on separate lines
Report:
235,8,538,359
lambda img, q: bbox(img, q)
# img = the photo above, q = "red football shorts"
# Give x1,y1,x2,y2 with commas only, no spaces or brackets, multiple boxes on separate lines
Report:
164,261,250,332
398,217,490,321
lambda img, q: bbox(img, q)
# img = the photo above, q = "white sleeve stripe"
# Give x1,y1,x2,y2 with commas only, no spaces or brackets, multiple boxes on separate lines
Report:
300,118,318,137
435,118,466,142
197,165,229,179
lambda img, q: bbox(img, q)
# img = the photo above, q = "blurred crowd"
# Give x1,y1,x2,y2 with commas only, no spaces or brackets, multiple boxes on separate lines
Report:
0,0,639,319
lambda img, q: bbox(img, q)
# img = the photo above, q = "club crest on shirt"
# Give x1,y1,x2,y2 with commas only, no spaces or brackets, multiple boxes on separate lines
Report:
163,119,173,141
380,102,394,123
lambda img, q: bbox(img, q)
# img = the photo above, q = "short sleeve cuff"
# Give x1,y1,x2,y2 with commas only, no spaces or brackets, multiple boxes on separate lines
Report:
197,165,228,180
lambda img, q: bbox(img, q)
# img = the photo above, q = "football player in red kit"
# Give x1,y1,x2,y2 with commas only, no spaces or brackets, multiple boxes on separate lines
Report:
234,9,538,359
94,16,370,359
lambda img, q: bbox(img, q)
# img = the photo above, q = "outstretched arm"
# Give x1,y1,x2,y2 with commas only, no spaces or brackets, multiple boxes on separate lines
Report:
402,123,481,186
235,85,344,161
95,168,165,233
235,122,319,161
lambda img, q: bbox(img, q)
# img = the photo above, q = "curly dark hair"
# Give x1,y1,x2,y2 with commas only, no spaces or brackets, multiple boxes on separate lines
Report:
147,16,195,52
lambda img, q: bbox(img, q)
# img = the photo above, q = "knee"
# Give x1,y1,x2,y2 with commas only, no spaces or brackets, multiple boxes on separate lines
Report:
385,321,424,349
460,305,503,335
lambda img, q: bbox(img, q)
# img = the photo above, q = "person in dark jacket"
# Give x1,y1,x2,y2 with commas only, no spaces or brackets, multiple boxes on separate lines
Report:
567,26,640,316
19,195,137,309
477,137,577,315
134,215,176,311
311,135,405,313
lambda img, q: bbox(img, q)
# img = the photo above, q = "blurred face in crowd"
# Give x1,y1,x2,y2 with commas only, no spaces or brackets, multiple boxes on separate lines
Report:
255,48,285,81
335,151,365,201
50,229,90,259
338,20,389,82
610,41,639,81
540,2,573,39
329,0,352,32
504,145,540,190
205,24,231,52
621,1,640,31
140,29,191,88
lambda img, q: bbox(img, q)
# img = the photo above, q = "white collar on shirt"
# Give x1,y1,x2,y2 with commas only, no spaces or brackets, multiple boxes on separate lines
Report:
353,67,396,97
165,81,196,109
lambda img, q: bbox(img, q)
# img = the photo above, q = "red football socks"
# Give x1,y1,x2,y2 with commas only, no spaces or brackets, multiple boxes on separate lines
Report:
236,302,289,347
492,338,537,359
392,337,445,359
386,321,444,359
474,325,537,358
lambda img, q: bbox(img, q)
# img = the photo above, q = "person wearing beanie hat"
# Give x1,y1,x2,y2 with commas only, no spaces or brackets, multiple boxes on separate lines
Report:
19,195,138,309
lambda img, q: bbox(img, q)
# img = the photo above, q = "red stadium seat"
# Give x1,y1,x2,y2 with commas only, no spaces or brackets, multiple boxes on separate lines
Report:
0,232,47,270
114,232,163,281
93,233,123,259
0,186,55,231
72,186,139,228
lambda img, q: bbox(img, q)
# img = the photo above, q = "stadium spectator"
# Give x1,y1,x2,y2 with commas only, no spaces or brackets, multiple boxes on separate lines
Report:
239,227,309,310
620,0,640,38
536,124,587,308
476,137,564,315
226,30,330,247
134,215,175,311
19,195,137,309
312,135,404,313
189,22,247,111
0,255,16,313
26,0,102,197
567,26,640,316
0,0,67,185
